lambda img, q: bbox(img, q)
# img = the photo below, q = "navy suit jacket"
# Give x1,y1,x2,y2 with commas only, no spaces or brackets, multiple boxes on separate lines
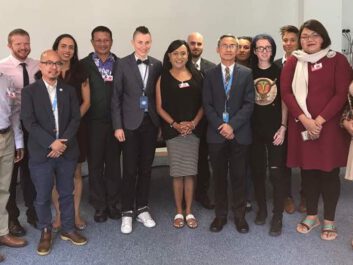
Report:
111,53,162,130
203,63,254,144
21,79,80,162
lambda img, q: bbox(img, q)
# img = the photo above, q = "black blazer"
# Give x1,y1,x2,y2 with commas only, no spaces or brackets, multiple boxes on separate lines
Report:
21,79,80,162
111,53,162,130
203,63,254,144
200,58,216,76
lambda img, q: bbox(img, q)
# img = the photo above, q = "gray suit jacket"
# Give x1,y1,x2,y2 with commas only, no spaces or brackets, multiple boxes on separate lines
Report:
203,63,254,144
111,53,162,130
21,79,80,162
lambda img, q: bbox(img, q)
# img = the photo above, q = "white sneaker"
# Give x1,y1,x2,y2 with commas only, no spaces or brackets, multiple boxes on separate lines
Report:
121,216,133,234
136,211,156,228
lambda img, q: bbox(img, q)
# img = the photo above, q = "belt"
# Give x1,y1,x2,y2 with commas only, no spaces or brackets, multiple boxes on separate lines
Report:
0,127,10,134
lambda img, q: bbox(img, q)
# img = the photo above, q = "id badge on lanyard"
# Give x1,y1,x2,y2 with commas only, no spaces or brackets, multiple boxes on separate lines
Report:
140,65,149,111
52,92,58,139
223,73,233,123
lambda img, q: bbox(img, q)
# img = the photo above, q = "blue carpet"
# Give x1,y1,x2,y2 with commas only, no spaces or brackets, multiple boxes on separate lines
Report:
3,166,353,265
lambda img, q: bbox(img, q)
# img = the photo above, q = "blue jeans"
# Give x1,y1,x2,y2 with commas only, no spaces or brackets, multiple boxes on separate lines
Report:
29,157,76,232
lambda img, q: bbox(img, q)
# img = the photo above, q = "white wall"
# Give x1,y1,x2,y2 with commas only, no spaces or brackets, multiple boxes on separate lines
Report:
0,0,347,63
301,0,343,51
0,0,299,62
342,0,353,55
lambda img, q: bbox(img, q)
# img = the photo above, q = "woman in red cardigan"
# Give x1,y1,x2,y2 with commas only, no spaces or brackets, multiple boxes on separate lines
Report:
281,19,352,241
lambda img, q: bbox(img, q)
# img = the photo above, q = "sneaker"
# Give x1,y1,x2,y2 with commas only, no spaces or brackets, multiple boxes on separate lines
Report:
121,216,133,234
136,211,156,228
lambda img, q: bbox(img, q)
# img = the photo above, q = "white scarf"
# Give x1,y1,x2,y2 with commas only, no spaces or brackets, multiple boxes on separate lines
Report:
292,47,333,118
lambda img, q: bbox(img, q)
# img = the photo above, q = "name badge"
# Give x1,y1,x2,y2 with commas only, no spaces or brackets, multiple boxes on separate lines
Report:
179,82,190,88
311,63,322,71
222,112,229,123
104,75,113,82
6,88,16,99
140,96,148,111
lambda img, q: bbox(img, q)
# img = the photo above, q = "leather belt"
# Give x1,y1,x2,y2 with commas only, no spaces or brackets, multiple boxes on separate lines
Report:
0,127,10,134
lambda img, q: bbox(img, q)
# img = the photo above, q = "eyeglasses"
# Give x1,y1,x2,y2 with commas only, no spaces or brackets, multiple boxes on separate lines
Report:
255,46,272,52
300,33,321,41
40,61,63,67
220,44,237,50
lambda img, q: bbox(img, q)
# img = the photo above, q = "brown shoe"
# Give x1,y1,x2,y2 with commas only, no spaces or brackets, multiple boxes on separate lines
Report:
298,197,307,213
37,228,52,256
284,197,296,214
0,234,27,248
60,231,87,246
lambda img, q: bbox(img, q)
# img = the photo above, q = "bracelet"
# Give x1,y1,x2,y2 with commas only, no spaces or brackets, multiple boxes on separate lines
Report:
170,121,176,128
281,124,287,129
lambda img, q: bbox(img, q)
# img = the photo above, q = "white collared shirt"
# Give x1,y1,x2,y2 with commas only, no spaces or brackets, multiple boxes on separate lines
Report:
194,58,201,70
43,80,59,138
0,73,23,149
0,54,39,90
134,54,149,90
221,63,235,80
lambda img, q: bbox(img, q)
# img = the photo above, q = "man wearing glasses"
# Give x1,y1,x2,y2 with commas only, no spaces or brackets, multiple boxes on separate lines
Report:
203,35,254,233
0,28,39,236
21,50,87,256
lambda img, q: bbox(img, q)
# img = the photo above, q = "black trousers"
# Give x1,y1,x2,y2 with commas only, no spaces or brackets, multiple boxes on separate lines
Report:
7,126,36,222
87,120,122,210
121,115,158,213
250,137,285,218
195,119,211,199
209,140,247,219
283,138,304,199
301,168,340,221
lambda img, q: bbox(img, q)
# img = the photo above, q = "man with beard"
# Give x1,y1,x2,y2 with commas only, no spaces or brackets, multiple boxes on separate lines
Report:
187,32,215,210
0,28,39,236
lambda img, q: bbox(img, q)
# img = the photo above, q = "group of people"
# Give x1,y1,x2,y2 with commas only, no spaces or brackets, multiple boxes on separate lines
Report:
0,18,353,262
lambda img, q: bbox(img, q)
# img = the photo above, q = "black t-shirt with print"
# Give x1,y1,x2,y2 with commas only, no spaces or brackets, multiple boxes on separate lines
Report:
251,63,282,138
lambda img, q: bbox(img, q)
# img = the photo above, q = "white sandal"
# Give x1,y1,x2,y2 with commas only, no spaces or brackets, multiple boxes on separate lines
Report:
173,214,184,228
185,214,198,229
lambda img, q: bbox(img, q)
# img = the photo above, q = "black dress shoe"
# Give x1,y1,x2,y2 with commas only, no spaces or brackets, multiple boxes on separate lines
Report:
210,217,227,232
9,220,26,237
196,195,215,210
94,210,107,223
234,217,249,233
107,206,121,220
254,210,267,225
269,217,283,237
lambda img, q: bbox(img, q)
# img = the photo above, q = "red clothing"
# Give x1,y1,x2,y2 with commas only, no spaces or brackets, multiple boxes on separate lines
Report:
281,52,352,171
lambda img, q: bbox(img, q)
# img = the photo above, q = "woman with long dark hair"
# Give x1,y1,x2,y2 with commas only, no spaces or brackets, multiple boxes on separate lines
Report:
156,40,203,229
51,34,90,231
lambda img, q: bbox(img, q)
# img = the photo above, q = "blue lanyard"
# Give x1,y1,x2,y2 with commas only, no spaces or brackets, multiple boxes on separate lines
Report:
51,92,58,138
52,92,57,112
